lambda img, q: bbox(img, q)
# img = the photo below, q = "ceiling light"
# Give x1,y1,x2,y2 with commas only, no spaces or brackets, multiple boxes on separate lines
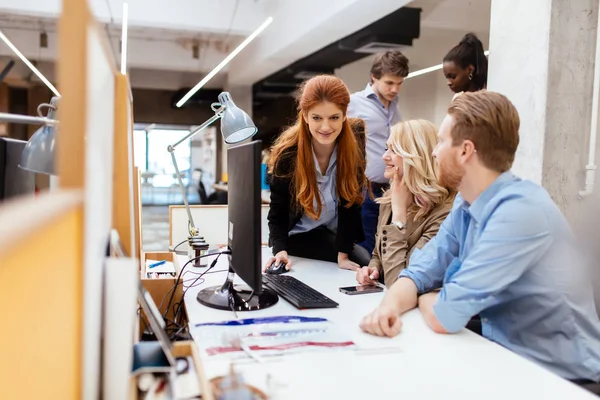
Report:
120,2,129,75
176,16,273,108
405,50,490,80
0,29,60,97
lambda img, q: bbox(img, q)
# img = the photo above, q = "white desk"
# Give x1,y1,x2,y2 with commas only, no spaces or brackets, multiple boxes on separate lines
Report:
181,249,596,399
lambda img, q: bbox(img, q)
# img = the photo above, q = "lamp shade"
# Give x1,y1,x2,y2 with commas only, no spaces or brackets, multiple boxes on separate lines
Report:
19,98,58,175
218,92,257,144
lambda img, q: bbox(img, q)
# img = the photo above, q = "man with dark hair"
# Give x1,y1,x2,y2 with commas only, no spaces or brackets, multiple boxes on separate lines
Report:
360,91,600,391
348,50,409,256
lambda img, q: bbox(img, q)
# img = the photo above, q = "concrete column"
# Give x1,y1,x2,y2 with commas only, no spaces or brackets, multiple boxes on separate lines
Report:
488,0,599,228
488,0,600,308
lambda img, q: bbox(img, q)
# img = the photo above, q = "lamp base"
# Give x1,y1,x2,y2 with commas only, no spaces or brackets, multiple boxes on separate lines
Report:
196,281,278,311
188,235,209,268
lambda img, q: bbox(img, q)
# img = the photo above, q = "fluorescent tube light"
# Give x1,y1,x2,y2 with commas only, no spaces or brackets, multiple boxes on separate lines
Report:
406,50,490,80
120,2,129,75
176,16,274,108
0,29,61,97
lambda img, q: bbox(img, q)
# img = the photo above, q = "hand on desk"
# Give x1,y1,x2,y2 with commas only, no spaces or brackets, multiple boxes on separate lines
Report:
359,304,403,338
337,253,361,271
356,266,380,285
264,251,291,272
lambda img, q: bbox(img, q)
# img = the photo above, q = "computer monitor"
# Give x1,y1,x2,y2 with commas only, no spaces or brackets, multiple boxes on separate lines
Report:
196,140,278,311
0,137,35,201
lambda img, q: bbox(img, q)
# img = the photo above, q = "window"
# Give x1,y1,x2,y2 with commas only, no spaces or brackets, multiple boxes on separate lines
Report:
133,129,147,171
147,129,191,187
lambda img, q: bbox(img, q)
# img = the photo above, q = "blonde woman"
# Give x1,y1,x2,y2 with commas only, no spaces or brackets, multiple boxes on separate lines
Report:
356,119,455,288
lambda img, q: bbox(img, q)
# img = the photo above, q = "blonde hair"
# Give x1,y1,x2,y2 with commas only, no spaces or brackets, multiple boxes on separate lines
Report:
377,119,450,219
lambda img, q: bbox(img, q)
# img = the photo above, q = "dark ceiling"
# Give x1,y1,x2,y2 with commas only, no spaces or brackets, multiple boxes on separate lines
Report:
252,6,421,104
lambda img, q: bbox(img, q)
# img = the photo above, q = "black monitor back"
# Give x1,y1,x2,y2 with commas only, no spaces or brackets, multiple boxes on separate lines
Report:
227,140,262,293
0,137,35,201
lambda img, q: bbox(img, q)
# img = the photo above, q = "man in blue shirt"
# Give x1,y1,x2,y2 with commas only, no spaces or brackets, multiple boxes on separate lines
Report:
347,51,408,255
360,91,600,386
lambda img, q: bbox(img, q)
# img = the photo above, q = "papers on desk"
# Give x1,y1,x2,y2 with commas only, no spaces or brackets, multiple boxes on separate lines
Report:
144,259,176,279
190,316,356,361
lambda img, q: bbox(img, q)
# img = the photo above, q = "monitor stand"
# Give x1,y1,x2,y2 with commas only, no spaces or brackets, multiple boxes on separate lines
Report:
196,267,278,311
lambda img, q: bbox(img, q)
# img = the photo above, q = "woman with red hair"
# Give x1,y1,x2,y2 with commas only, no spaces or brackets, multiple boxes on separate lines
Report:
265,75,370,271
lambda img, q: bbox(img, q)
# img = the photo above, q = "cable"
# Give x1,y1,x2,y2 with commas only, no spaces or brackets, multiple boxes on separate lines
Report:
224,0,241,46
183,277,205,285
229,292,239,319
158,283,177,314
182,255,221,296
171,254,222,329
162,250,230,323
161,250,231,342
169,238,188,252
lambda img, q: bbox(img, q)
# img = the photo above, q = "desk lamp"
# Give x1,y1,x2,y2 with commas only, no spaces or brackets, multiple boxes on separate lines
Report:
167,92,257,265
19,97,59,175
0,96,59,175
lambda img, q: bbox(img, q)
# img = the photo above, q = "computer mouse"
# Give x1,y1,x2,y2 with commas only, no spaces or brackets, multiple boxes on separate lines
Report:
266,261,287,275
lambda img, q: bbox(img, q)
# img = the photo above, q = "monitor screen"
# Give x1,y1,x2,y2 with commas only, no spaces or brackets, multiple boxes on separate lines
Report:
227,140,263,294
0,137,35,201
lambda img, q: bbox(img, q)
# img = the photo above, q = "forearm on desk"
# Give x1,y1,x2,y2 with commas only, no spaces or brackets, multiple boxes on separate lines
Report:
380,277,419,315
418,292,448,334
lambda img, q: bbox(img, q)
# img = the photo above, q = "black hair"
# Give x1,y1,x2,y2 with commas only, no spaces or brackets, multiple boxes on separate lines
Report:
443,33,488,91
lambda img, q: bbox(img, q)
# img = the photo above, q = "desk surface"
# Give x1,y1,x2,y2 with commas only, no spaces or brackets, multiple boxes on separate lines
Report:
181,249,596,399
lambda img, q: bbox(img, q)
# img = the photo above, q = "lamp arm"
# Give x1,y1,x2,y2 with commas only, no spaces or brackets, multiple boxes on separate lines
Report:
0,112,58,126
166,104,225,237
170,151,198,237
169,105,224,150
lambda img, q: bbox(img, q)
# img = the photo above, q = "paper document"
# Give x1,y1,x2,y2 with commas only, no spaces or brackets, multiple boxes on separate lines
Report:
190,316,356,360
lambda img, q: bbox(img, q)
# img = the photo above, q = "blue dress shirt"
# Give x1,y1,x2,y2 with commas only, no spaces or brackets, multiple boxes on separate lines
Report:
400,171,600,381
348,84,401,183
289,145,338,235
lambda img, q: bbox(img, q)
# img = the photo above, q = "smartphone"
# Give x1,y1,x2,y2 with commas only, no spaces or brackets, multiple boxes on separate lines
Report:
339,285,384,295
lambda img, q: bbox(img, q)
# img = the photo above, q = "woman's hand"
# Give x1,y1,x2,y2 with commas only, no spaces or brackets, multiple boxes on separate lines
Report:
391,167,413,223
338,253,360,271
264,250,291,272
356,266,380,285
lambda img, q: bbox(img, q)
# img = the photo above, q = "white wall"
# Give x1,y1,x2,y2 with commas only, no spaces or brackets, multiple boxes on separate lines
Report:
398,72,454,126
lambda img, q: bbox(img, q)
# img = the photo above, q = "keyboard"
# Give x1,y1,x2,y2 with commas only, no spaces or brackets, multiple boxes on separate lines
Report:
262,274,339,309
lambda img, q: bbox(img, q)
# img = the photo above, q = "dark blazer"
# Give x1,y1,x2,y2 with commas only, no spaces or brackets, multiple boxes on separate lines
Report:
268,119,367,255
267,147,365,255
